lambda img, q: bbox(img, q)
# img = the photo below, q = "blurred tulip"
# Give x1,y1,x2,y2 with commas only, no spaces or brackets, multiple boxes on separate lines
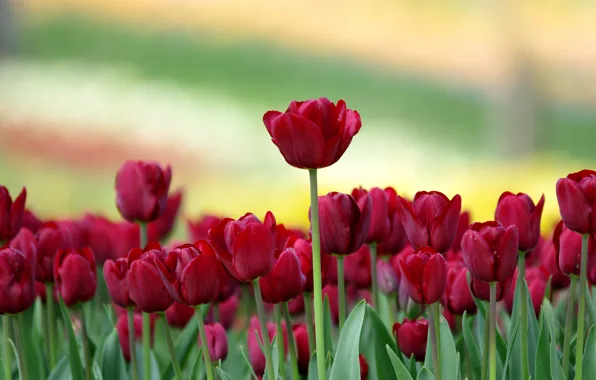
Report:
442,261,476,315
556,170,596,234
495,192,545,252
537,236,570,289
85,215,139,263
293,324,310,375
187,215,221,242
553,220,595,276
36,222,72,283
470,277,507,302
359,354,369,379
0,247,36,314
260,248,306,304
205,294,239,330
398,246,447,305
274,224,301,251
247,316,287,376
165,302,195,328
377,188,408,255
393,318,429,361
103,257,134,308
504,266,549,316
352,187,390,244
377,259,399,294
54,248,97,306
116,313,155,361
288,294,305,315
293,238,331,292
22,209,43,235
322,284,339,324
198,323,228,362
147,189,183,243
450,211,471,252
344,245,372,290
0,186,26,244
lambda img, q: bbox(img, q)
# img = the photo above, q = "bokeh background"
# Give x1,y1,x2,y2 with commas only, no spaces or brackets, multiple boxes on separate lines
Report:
1,0,595,233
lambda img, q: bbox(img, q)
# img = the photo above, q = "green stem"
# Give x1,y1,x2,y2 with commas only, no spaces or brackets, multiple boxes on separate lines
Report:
42,301,51,364
489,282,497,380
46,283,57,368
139,223,148,247
241,284,252,330
433,303,442,364
562,277,576,377
161,314,183,380
253,280,276,379
128,310,139,380
575,233,590,380
337,255,346,332
428,303,441,380
80,308,92,380
370,243,380,309
196,306,214,380
481,307,489,380
309,168,327,380
282,303,300,380
12,314,28,380
518,253,529,380
142,313,151,380
2,316,12,380
303,293,315,353
273,304,286,377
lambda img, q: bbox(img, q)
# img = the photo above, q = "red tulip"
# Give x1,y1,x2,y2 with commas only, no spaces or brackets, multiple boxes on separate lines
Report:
470,277,507,302
396,191,462,253
288,294,305,315
116,313,156,361
450,211,471,252
263,97,362,169
377,259,399,294
359,354,369,379
504,266,549,316
104,258,134,308
556,170,596,234
352,187,391,244
247,316,287,376
274,224,302,251
393,318,429,361
187,215,221,242
293,238,331,292
22,209,43,235
198,323,228,362
538,236,570,289
36,222,72,283
259,248,306,304
35,281,49,303
316,192,372,255
85,215,139,263
344,245,372,290
461,221,519,283
9,227,37,261
205,294,239,330
443,307,457,332
165,302,195,328
56,219,89,250
0,247,36,314
495,192,545,252
54,248,97,306
553,220,595,276
322,285,339,324
293,324,310,375
0,186,26,244
115,160,172,223
147,189,183,243
127,243,175,312
377,188,408,256
398,246,447,305
442,261,476,315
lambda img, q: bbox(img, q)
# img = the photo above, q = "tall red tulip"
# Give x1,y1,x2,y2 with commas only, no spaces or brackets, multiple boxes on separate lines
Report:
263,98,362,169
260,248,306,304
556,170,596,234
553,220,595,276
0,247,36,314
537,236,570,289
393,318,429,361
165,302,195,328
398,246,447,305
504,266,549,316
36,222,72,283
293,238,331,292
396,191,461,253
54,248,97,306
147,189,183,243
0,186,26,244
198,323,228,362
344,244,372,290
442,260,476,315
104,257,134,308
495,192,545,252
187,215,221,242
377,188,408,255
352,187,390,244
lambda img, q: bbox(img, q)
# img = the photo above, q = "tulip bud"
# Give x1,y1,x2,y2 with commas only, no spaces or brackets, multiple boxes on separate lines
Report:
187,214,221,242
54,248,97,306
553,220,595,276
0,247,36,314
470,277,507,302
398,246,447,305
393,318,429,361
442,261,476,315
260,248,306,304
263,97,362,169
147,189,183,243
198,323,228,362
556,170,596,234
538,236,570,289
461,221,519,283
165,302,195,328
22,209,43,234
36,222,72,283
116,313,156,361
209,212,276,282
293,324,310,375
0,186,26,244
352,187,391,244
377,187,408,255
504,267,549,316
377,260,399,294
293,238,331,292
344,245,372,290
104,257,134,308
450,211,471,252
247,316,287,376
495,192,545,252
9,227,37,261
115,160,172,223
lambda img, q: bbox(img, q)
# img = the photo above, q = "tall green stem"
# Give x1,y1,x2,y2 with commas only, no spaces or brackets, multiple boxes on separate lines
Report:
196,306,214,380
282,303,300,380
518,253,529,380
561,277,576,377
2,316,12,380
138,223,151,380
428,303,441,380
337,255,346,332
433,303,442,363
370,243,380,309
80,308,92,380
575,234,590,380
161,314,183,380
309,168,326,380
128,310,139,380
45,283,57,368
273,305,286,377
303,293,315,353
489,282,497,380
253,280,276,379
481,308,489,380
12,314,28,380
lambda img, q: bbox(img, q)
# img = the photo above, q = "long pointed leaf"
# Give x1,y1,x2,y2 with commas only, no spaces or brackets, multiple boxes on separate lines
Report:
58,297,85,380
581,325,596,380
329,301,366,380
462,312,482,380
386,345,414,380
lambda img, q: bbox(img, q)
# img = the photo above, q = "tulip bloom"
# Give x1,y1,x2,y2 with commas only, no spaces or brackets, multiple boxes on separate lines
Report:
450,211,471,252
117,313,156,361
53,248,97,306
0,186,26,244
274,224,303,251
470,277,508,302
147,189,183,243
376,259,399,294
86,215,139,263
247,316,288,376
187,215,221,242
36,222,72,283
344,245,372,290
22,209,43,234
398,246,447,305
316,192,372,255
393,318,429,361
127,243,175,313
293,238,331,292
209,212,276,282
377,188,408,255
115,160,172,223
0,247,36,314
495,192,545,252
263,97,362,169
396,191,462,253
442,261,476,315
537,236,570,289
293,324,310,375
260,248,306,304
165,302,195,328
198,323,228,362
553,220,595,276
205,294,239,330
461,221,519,283
104,257,134,308
352,187,390,244
504,267,549,316
556,170,596,234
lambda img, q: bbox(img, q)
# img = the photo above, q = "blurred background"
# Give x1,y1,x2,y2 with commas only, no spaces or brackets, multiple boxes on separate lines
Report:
1,0,595,233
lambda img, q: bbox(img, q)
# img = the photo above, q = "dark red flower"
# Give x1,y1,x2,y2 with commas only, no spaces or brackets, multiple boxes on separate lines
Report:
127,243,176,312
398,246,447,305
85,215,139,263
556,170,596,234
205,294,239,330
198,323,228,362
393,318,429,361
9,227,37,262
209,212,276,282
263,97,362,169
359,354,369,379
377,259,399,294
395,191,462,253
0,186,26,244
293,324,310,375
442,260,476,315
461,221,519,282
274,224,302,251
115,160,172,223
260,248,306,304
0,247,36,314
352,187,391,244
56,219,89,250
54,248,97,306
451,211,471,252
288,294,305,315
470,277,507,302
553,220,595,276
322,285,339,324
103,257,134,308
36,222,72,283
495,192,545,252
165,302,195,328
116,313,155,361
247,316,288,376
147,189,183,243
35,281,48,303
316,192,372,255
22,209,43,234
538,236,570,289
344,244,372,290
377,188,408,255
293,238,331,292
504,266,549,316
187,215,221,242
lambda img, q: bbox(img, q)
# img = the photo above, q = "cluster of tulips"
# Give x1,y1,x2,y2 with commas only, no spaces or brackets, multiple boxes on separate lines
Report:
2,97,596,380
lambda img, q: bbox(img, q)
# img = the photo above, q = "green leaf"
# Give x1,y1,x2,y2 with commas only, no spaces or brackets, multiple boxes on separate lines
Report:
162,312,199,379
323,296,336,355
135,344,160,380
329,300,366,380
438,313,458,379
308,353,318,380
7,339,21,380
98,330,127,380
462,312,482,380
222,332,250,379
92,362,103,380
48,357,71,380
188,346,203,379
408,354,419,379
582,325,596,380
543,302,564,380
386,345,414,380
270,336,279,380
535,307,551,380
359,304,397,380
58,297,85,380
509,278,539,380
20,306,47,380
416,367,435,380
500,319,520,380
585,284,596,329
239,341,258,380
216,366,234,380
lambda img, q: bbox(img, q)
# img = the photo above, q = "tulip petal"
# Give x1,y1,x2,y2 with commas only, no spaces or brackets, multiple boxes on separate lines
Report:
528,194,545,250
398,256,424,304
352,194,372,252
422,254,447,304
231,223,274,281
9,187,26,236
268,113,326,169
318,196,352,254
154,256,184,304
495,226,519,281
556,178,591,233
430,194,462,253
461,230,495,282
395,196,428,250
180,253,220,305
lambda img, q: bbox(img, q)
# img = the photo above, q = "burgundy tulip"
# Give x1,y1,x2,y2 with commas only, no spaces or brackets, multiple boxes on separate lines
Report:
504,266,549,316
115,160,172,223
395,191,462,253
263,97,362,169
260,248,306,304
322,285,339,324
198,323,228,362
165,302,195,328
393,318,429,361
293,324,310,375
377,188,408,255
56,219,89,250
352,187,391,244
85,215,139,263
316,192,372,255
461,221,519,283
288,294,305,315
209,212,276,282
117,313,156,361
104,257,134,308
556,170,596,234
451,211,471,252
377,259,399,294
0,247,36,314
274,224,302,251
9,227,37,261
22,209,43,234
470,277,507,302
35,281,47,303
495,192,545,252
54,248,97,306
247,316,288,376
293,238,331,292
147,189,183,243
553,220,595,276
36,222,72,283
127,242,175,312
442,260,476,315
538,236,570,289
205,294,239,330
398,246,447,305
344,244,372,290
0,186,26,244
187,215,221,242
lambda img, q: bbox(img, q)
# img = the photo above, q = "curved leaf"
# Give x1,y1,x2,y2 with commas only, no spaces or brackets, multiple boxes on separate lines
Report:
48,357,71,380
359,304,397,380
386,345,414,380
438,314,458,379
416,367,435,380
509,279,539,380
98,329,127,380
582,325,596,380
58,297,85,380
329,301,366,380
462,312,482,380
